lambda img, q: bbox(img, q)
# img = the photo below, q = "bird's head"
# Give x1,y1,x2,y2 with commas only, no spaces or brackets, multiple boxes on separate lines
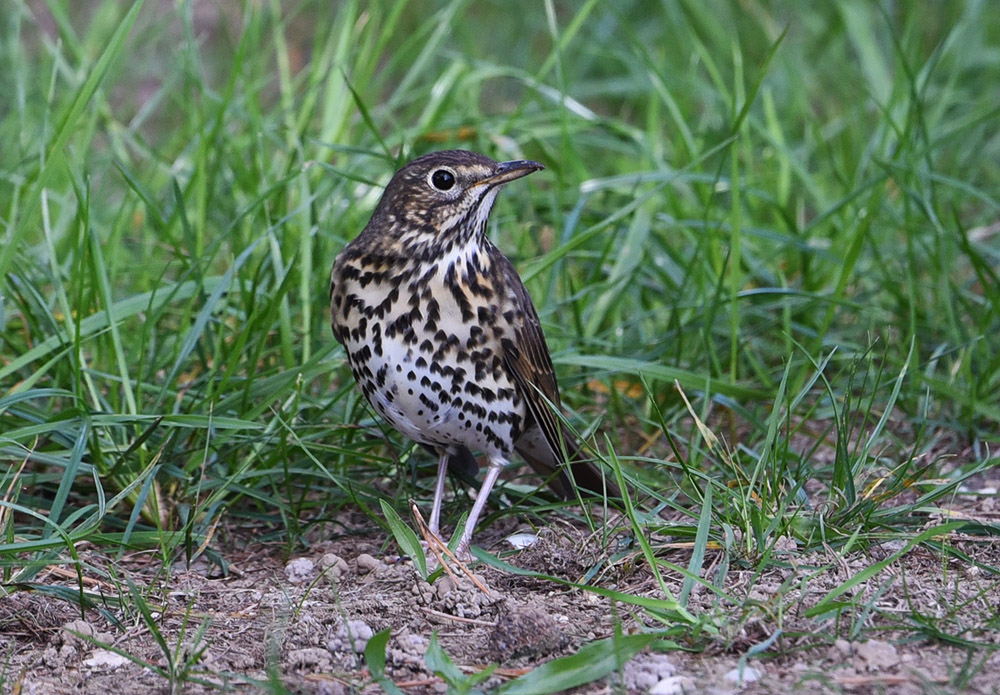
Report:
366,150,544,253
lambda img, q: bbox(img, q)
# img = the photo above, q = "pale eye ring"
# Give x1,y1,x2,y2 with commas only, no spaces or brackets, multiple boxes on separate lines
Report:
429,168,456,191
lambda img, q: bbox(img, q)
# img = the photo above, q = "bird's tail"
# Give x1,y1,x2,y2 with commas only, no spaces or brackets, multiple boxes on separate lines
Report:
515,425,621,500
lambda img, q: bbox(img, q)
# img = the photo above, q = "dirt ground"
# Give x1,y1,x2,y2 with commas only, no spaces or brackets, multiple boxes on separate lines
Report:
4,491,1000,695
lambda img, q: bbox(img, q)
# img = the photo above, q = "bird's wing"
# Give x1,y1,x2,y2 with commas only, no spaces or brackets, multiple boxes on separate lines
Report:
497,262,566,459
498,256,622,500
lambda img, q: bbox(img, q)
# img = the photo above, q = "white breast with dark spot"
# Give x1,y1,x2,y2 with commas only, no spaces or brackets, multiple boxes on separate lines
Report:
344,241,524,456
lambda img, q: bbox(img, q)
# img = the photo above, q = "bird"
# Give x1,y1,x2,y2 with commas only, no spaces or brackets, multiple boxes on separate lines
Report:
330,149,618,558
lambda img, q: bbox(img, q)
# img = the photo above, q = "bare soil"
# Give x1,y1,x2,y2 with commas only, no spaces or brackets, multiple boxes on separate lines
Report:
4,490,1000,695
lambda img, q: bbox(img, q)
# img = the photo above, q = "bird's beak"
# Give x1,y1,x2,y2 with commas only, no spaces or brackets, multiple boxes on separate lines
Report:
477,159,545,187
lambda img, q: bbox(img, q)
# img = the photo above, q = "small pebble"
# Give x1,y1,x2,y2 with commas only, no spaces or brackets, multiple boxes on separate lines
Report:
434,575,457,599
505,532,539,549
356,553,381,572
284,557,315,584
856,639,899,670
82,649,131,670
319,553,350,581
651,676,695,695
723,665,761,685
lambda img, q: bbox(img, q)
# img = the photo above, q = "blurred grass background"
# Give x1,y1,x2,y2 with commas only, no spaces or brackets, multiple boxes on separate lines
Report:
2,0,999,670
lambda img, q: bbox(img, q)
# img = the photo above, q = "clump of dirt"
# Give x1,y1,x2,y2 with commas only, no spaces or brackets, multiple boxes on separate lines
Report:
487,602,568,661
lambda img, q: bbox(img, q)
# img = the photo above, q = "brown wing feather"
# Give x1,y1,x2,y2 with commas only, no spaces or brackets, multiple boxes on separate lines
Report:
498,258,619,499
503,283,564,450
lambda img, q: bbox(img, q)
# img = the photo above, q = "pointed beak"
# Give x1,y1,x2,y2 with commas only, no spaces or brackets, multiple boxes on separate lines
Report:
477,159,545,187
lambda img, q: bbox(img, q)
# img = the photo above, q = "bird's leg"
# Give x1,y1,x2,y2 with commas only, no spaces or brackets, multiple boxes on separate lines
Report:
454,456,505,560
428,450,451,537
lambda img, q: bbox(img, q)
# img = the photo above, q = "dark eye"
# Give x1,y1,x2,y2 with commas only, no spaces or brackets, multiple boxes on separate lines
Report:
430,169,456,191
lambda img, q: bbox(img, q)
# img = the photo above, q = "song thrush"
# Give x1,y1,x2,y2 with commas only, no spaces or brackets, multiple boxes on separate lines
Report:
330,150,617,557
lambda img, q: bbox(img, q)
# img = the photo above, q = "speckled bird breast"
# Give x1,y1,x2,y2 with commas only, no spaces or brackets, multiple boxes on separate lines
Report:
331,242,526,457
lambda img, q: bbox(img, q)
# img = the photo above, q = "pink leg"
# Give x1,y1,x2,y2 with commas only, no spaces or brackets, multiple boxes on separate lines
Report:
428,451,450,536
454,457,505,559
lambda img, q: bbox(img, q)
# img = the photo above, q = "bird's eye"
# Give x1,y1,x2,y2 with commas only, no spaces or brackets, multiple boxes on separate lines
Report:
430,168,456,191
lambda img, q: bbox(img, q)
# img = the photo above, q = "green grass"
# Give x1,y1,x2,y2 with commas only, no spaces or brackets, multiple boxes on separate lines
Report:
3,0,1000,691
